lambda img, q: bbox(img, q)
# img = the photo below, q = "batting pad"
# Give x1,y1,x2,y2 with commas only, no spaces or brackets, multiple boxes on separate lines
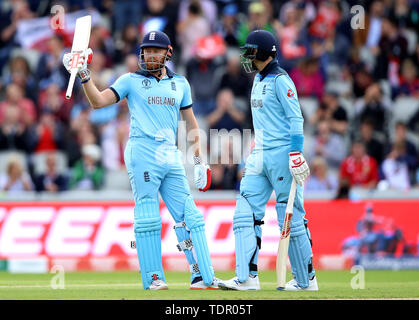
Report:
184,196,214,286
134,198,165,289
173,221,201,282
276,203,312,288
233,195,258,282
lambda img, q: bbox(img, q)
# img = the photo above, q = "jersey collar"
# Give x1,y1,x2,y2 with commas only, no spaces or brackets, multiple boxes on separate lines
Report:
135,67,175,80
258,59,279,81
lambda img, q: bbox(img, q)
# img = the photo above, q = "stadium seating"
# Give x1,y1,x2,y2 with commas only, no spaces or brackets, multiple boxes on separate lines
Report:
103,169,131,190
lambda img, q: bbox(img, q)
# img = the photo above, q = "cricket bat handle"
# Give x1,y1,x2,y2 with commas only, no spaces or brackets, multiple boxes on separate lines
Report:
66,69,78,99
276,178,297,289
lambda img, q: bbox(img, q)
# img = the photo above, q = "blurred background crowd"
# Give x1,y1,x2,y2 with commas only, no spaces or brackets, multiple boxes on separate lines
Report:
0,0,418,198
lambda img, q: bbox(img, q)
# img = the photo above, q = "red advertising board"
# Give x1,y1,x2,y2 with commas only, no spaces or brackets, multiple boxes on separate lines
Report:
0,200,418,271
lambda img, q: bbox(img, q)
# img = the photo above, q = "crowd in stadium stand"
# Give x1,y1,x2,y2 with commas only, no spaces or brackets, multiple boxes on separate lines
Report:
0,0,418,197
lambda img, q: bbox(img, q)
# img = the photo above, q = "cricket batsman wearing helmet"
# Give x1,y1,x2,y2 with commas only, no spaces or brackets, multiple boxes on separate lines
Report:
218,30,318,291
63,30,221,290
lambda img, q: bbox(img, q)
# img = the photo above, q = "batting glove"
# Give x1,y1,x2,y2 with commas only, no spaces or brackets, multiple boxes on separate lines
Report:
289,152,310,186
62,48,93,83
193,156,211,192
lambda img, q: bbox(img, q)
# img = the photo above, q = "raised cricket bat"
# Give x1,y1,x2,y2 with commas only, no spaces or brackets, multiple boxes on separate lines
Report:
276,178,297,290
65,15,91,99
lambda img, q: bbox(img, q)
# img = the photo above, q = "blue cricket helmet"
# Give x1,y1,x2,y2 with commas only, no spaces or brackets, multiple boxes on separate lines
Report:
139,30,173,72
141,31,172,52
240,30,278,73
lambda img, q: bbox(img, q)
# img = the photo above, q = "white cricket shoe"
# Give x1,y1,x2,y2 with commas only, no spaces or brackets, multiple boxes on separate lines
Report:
278,276,318,291
149,279,168,290
218,275,261,291
190,276,222,290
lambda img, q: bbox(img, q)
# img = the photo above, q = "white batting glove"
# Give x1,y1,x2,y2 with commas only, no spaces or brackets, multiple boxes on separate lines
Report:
62,48,93,82
193,156,211,192
289,152,310,186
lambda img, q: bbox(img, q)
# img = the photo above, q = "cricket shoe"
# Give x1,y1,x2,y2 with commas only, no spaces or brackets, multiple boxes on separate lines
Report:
149,279,168,290
278,276,318,291
218,275,260,291
190,276,222,290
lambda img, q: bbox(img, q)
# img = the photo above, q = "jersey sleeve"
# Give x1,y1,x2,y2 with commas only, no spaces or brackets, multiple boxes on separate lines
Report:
275,75,304,152
180,78,193,110
109,73,131,102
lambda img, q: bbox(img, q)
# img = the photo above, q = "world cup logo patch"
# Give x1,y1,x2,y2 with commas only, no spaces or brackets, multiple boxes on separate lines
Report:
142,79,152,89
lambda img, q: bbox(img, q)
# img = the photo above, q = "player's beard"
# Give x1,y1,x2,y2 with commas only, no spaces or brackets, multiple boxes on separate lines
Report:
142,54,166,72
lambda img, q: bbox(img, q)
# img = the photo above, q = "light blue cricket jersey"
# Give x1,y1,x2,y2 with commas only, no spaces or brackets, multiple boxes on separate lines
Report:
110,68,192,145
250,60,304,152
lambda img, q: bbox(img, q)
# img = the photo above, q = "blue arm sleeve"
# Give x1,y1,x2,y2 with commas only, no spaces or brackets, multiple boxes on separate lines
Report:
180,78,193,109
109,73,131,102
275,75,304,152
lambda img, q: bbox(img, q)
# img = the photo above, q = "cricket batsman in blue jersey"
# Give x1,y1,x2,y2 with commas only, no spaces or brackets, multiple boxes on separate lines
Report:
218,30,318,291
63,31,221,290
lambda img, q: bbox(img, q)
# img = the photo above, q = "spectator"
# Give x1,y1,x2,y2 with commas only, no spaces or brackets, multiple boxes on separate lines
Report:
88,50,119,125
26,109,66,153
364,0,386,49
408,103,419,133
219,49,252,101
289,58,324,100
66,111,100,167
112,0,142,33
339,140,379,188
380,141,411,190
36,34,68,90
88,26,114,67
177,1,211,64
216,4,240,47
101,102,130,171
307,0,340,40
279,0,316,27
237,1,276,47
323,27,351,67
304,156,338,193
0,83,36,127
124,53,141,73
185,49,222,117
69,144,104,190
335,177,350,199
113,24,141,64
34,152,69,192
307,120,346,169
348,56,374,98
388,0,418,31
0,103,29,152
0,155,33,192
386,122,418,182
178,0,217,31
209,161,236,190
37,83,72,125
207,89,246,131
209,152,239,191
276,4,308,70
354,82,391,134
373,15,408,81
0,0,35,70
393,58,419,98
310,90,348,135
142,0,180,52
359,119,385,165
4,56,38,103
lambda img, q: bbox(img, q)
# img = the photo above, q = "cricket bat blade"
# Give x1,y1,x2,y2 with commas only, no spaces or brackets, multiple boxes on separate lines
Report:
65,15,91,99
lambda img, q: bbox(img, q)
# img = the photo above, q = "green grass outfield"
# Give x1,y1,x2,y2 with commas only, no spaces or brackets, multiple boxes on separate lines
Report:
0,270,418,300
